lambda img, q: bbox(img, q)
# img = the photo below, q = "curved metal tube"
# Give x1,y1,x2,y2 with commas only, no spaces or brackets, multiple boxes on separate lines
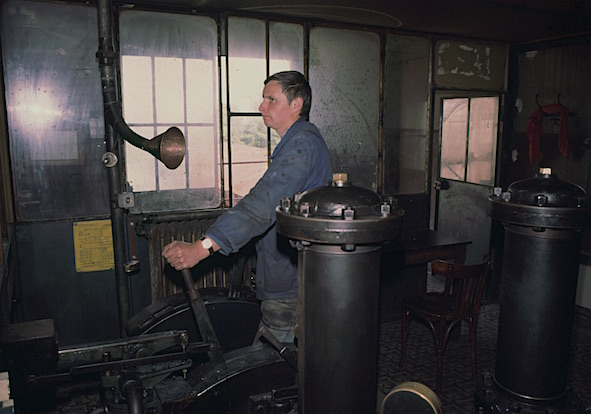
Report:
102,96,186,170
96,0,186,170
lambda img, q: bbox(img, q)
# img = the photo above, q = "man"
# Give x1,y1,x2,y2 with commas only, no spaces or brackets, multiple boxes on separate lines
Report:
163,70,333,343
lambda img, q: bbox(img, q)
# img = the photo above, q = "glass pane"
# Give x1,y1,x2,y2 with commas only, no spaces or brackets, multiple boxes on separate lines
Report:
309,27,380,191
121,56,154,124
440,98,468,181
228,17,266,113
229,117,267,199
126,126,158,192
231,117,268,161
269,22,304,75
467,97,498,185
383,35,430,194
155,57,184,124
186,59,217,124
188,126,217,190
2,0,109,220
231,163,268,200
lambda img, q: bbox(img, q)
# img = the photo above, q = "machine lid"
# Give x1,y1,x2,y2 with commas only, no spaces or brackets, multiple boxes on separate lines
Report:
487,168,590,229
276,173,404,244
507,168,586,208
293,173,384,218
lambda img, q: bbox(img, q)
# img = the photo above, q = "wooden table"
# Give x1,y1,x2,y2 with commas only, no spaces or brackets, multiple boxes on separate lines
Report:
379,231,472,321
401,231,470,266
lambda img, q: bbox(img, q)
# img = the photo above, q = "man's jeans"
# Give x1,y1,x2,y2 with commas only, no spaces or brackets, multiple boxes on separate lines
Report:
259,298,298,343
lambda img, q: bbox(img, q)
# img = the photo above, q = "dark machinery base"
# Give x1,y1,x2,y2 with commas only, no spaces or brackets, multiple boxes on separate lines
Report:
126,287,261,353
474,372,585,414
183,343,297,414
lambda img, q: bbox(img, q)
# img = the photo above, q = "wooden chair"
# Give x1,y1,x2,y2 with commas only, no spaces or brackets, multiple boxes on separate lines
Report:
399,256,491,391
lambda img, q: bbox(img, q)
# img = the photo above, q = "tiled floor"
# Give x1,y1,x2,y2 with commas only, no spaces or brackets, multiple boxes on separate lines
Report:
376,301,591,413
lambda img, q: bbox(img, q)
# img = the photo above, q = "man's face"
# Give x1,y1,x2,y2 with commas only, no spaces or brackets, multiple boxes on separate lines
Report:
258,80,301,137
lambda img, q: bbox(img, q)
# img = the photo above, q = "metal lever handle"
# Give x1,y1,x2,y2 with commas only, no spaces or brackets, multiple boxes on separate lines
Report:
181,269,225,367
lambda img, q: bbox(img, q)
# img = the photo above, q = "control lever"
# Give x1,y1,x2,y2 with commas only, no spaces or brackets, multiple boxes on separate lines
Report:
181,269,226,367
256,325,298,372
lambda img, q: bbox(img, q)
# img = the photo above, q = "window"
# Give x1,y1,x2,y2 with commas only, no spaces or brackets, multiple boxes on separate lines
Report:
225,17,303,205
120,11,220,212
1,0,109,220
440,97,499,185
119,12,304,212
118,11,426,214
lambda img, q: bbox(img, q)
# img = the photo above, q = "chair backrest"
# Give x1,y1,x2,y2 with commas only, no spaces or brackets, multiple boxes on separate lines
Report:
430,257,491,320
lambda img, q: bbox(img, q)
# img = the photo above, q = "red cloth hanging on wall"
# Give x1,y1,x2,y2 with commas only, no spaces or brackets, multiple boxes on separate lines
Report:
526,103,569,164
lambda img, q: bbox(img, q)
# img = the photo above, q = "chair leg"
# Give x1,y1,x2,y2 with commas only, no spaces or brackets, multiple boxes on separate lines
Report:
468,319,477,379
434,324,446,392
399,308,410,368
436,348,444,392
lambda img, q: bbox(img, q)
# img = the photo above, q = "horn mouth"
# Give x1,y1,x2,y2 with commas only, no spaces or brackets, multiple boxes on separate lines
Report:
151,127,186,170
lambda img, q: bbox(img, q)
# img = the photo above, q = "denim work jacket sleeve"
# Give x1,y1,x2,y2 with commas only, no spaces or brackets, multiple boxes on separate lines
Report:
205,117,333,299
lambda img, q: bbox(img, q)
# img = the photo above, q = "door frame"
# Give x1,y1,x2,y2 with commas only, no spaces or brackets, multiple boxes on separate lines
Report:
429,89,504,263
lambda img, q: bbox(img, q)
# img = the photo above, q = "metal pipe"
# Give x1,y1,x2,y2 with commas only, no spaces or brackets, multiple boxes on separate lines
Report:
120,376,144,414
96,0,130,336
95,0,187,335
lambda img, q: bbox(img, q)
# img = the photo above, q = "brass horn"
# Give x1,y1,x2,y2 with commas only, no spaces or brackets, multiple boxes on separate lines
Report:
110,115,186,170
137,127,186,170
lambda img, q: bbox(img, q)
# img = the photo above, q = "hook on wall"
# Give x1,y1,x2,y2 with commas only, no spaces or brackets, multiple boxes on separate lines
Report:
533,93,575,125
557,93,564,106
535,94,548,115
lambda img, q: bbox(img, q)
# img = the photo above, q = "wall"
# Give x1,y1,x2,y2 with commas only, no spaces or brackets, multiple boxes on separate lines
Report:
509,40,591,309
15,220,152,345
510,42,591,190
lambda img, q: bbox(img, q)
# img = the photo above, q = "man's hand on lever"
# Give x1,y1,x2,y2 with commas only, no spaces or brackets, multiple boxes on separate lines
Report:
162,237,218,270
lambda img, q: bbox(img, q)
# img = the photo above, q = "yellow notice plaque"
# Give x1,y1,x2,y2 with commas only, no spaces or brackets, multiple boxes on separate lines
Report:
73,219,115,272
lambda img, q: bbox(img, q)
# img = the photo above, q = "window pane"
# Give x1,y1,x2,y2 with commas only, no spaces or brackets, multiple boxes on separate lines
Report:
188,126,217,189
269,22,304,75
440,98,468,181
228,17,266,113
121,56,153,124
309,27,380,191
126,126,158,192
467,97,498,185
383,35,430,194
155,57,184,124
187,59,217,124
229,117,267,199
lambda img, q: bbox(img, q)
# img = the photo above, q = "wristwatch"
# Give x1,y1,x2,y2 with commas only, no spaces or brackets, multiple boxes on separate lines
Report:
200,236,214,257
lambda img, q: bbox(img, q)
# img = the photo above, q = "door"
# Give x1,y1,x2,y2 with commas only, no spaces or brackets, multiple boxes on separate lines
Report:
431,92,501,264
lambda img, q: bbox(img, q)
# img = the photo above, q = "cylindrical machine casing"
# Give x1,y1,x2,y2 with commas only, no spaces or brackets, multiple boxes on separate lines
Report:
494,224,581,400
298,244,380,413
480,169,590,412
276,174,403,414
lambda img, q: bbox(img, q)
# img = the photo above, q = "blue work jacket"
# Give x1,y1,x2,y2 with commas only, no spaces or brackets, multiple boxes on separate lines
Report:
206,117,333,300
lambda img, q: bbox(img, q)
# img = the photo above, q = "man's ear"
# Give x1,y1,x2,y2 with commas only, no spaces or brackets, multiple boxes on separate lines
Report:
291,97,303,113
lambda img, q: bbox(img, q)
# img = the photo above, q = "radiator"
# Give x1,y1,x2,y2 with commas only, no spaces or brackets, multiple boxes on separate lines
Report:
146,219,254,303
